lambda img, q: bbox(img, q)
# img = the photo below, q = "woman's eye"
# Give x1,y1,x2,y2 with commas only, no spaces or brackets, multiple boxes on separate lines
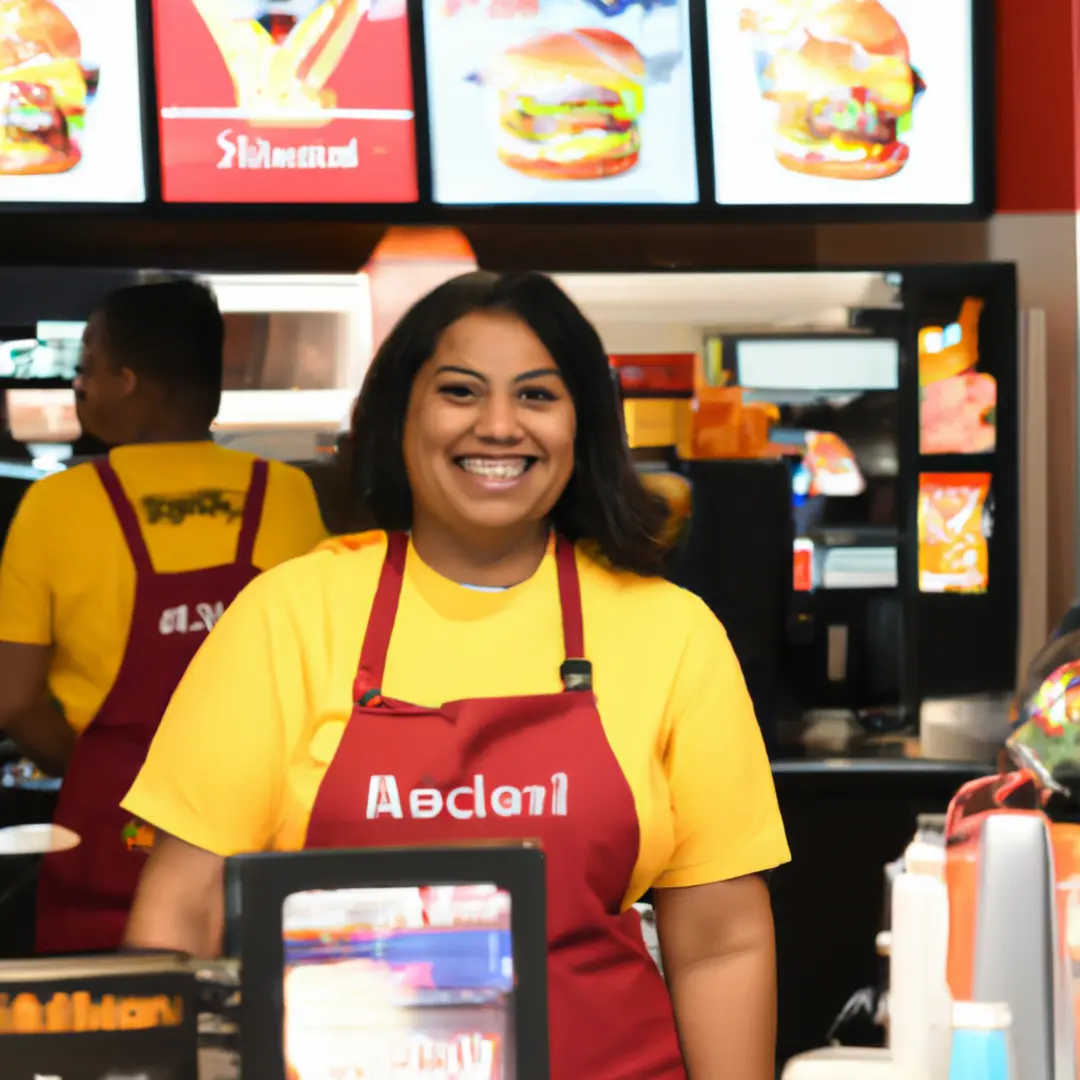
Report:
519,387,556,403
438,383,477,400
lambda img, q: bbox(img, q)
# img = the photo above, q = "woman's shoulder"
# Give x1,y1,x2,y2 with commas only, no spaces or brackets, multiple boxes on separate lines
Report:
242,529,390,608
312,529,390,560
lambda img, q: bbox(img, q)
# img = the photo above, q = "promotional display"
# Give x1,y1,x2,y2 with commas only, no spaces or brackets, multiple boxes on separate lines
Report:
425,0,699,205
917,472,991,594
0,0,146,204
153,0,418,204
708,0,975,206
283,884,513,1079
919,297,996,455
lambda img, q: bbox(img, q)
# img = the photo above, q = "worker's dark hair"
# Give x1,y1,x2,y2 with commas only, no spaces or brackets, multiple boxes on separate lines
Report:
350,270,670,576
97,278,224,426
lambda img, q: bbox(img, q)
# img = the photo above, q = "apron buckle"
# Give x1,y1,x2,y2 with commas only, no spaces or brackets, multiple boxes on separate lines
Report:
560,659,592,692
357,688,385,708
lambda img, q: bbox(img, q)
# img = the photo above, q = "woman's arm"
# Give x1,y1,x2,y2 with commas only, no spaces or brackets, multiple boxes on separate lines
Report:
125,832,226,958
655,875,777,1080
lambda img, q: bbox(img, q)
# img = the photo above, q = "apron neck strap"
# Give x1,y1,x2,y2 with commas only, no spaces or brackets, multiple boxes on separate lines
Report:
234,459,269,565
94,458,152,574
354,531,587,697
554,534,585,660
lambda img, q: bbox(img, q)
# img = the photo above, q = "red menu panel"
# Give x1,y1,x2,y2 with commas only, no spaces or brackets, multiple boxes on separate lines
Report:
154,0,418,204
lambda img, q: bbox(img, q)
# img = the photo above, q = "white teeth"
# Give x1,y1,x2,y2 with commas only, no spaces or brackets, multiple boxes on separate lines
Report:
459,457,528,480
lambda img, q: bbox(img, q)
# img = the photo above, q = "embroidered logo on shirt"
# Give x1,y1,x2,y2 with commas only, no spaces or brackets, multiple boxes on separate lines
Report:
366,773,569,821
141,489,246,525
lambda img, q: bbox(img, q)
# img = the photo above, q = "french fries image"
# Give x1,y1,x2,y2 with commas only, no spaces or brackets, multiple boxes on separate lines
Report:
192,0,367,126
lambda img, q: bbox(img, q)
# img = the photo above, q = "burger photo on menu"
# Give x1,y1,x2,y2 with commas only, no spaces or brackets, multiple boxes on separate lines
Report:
0,0,145,202
707,0,975,206
424,0,698,205
153,0,418,204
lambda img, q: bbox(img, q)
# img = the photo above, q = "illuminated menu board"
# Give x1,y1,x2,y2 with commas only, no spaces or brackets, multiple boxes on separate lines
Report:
707,0,975,207
425,0,699,206
0,0,146,204
153,0,419,204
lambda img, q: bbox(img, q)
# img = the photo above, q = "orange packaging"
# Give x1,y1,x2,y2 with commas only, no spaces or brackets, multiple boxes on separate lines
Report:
804,431,865,497
918,473,991,594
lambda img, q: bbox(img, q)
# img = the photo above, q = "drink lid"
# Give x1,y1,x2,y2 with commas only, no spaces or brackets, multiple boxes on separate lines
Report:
952,1000,1012,1030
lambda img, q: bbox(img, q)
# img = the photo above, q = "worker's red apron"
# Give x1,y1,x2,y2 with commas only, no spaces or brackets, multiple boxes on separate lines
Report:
305,531,688,1079
35,455,269,955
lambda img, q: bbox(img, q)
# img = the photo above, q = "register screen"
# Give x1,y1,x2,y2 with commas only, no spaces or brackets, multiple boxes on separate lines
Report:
282,884,514,1080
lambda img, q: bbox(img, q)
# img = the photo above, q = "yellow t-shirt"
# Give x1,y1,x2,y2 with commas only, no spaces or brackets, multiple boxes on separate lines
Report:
0,442,327,733
124,531,789,905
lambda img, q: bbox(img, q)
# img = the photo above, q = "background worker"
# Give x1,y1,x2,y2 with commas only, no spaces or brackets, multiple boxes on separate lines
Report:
0,278,327,954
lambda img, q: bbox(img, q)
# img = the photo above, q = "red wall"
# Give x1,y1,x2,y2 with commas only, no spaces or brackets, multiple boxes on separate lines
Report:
996,0,1080,211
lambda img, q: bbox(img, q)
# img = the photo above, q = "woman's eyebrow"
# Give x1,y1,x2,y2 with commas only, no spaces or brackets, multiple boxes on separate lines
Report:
434,364,484,380
434,364,563,383
514,367,563,382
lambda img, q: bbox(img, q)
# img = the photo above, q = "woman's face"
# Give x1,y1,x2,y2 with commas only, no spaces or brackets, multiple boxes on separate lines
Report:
403,310,577,539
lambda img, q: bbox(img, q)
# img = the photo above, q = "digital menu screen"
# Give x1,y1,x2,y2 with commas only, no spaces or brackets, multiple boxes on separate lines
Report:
425,0,699,205
918,472,991,594
282,883,514,1080
0,0,146,204
919,297,996,455
153,0,418,204
708,0,975,207
0,321,84,385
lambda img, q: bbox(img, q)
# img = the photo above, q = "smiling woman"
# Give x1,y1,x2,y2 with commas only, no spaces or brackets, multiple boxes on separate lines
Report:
122,271,789,1080
351,271,670,585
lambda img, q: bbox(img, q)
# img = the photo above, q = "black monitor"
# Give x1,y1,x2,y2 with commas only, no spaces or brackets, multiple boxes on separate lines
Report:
226,843,548,1080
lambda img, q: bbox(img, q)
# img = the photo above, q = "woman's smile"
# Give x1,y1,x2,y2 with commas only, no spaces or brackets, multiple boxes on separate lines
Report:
454,454,539,489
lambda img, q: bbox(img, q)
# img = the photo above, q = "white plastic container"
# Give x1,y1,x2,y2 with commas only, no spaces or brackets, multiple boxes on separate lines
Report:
889,870,952,1080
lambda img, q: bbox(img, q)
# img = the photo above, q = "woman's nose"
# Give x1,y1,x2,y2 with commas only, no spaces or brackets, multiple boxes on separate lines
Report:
474,393,520,442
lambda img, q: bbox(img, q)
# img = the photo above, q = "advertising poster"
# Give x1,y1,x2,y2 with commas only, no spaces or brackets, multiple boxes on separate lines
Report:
154,0,418,204
918,472,991,594
425,0,699,205
708,0,975,206
0,0,146,203
919,297,997,455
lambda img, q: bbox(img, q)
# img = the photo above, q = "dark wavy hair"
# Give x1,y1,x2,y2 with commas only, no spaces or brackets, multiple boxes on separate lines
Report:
349,270,670,576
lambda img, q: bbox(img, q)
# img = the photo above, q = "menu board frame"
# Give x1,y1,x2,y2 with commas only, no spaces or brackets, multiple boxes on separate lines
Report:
0,0,156,216
0,0,994,220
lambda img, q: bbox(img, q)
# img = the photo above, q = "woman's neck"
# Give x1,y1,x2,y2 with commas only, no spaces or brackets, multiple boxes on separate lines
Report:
410,517,550,588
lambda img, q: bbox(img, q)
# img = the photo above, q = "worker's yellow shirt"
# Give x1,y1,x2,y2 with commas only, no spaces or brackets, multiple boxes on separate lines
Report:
124,531,789,905
0,442,327,733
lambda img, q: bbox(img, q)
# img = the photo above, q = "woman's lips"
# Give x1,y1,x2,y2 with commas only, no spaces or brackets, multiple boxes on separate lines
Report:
454,455,537,489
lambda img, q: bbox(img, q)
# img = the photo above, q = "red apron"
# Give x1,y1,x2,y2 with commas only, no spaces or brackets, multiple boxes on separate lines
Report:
304,532,688,1080
35,455,270,955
